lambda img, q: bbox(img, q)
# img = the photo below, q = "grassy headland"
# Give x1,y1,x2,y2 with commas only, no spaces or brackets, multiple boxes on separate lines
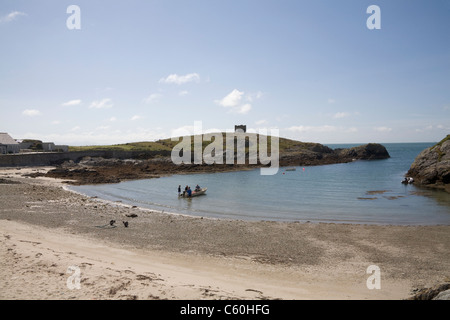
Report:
46,133,389,185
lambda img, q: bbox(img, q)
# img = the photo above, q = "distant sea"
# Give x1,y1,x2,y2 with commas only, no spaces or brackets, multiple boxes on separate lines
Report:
70,143,450,225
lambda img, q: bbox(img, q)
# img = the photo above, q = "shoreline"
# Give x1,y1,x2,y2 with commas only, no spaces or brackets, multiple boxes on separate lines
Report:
1,166,449,300
64,183,450,227
65,184,448,227
64,169,449,227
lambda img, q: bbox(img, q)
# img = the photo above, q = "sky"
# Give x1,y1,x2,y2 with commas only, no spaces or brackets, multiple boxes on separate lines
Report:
0,0,449,145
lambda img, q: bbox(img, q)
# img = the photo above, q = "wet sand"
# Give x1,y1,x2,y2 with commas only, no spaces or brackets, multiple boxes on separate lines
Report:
0,167,449,300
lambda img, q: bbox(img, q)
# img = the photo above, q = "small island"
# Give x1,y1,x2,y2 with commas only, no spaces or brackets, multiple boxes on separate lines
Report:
38,134,390,185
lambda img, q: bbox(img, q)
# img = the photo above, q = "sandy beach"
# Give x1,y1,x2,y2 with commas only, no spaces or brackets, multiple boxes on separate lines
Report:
0,166,449,300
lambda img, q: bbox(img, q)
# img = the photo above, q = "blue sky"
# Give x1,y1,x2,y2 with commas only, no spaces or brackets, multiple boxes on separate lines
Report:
0,0,449,145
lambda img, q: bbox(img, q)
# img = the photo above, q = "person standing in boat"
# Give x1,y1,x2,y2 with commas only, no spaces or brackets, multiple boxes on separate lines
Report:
187,186,192,197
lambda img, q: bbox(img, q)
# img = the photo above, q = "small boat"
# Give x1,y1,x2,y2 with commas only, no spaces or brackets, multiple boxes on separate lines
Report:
285,168,296,171
180,188,207,198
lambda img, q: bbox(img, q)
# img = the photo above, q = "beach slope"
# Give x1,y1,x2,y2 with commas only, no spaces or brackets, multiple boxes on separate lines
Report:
0,168,449,300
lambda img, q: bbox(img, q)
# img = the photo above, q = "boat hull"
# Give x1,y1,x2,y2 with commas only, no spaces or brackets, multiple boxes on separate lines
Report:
180,188,207,198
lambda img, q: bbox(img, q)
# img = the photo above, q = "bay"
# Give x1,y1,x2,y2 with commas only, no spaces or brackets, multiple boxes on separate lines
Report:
70,143,450,225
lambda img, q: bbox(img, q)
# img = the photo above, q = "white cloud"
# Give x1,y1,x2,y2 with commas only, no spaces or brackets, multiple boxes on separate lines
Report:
204,128,223,134
51,120,61,125
246,91,264,102
109,117,117,122
255,119,268,125
179,90,189,96
170,125,225,138
238,104,252,114
159,73,200,85
35,128,169,146
171,125,195,137
70,126,81,132
130,115,142,121
374,126,392,133
328,98,336,104
284,125,360,143
144,93,162,104
62,99,82,107
288,125,358,135
288,125,337,133
216,89,244,108
0,11,26,23
89,98,113,109
22,109,41,117
415,124,449,132
215,89,252,114
333,112,350,119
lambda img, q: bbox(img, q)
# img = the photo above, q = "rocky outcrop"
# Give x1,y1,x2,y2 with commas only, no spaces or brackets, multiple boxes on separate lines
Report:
408,283,450,300
336,143,391,160
44,143,390,185
407,135,450,193
279,143,390,166
45,157,255,185
434,289,450,300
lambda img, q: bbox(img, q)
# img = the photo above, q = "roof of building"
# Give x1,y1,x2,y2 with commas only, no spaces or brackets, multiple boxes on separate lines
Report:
0,133,19,145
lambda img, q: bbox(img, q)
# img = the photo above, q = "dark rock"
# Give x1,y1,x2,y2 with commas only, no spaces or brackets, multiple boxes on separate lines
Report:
0,178,21,184
433,289,450,300
408,283,450,300
280,143,389,166
407,135,450,192
337,143,390,160
309,144,334,154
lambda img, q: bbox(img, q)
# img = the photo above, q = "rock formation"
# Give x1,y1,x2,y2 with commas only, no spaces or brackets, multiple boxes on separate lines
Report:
408,283,450,300
45,142,390,185
279,143,389,166
407,135,450,193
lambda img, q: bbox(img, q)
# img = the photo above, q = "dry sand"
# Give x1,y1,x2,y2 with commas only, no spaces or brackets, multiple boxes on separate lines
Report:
0,166,449,300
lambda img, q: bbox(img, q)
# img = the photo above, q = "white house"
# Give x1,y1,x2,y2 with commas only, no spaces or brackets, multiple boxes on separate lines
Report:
0,133,20,154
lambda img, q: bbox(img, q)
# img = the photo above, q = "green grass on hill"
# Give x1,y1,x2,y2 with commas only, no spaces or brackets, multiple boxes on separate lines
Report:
68,133,322,154
431,134,450,162
68,141,173,152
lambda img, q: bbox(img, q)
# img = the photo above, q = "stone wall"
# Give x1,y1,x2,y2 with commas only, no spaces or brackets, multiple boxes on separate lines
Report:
0,150,171,167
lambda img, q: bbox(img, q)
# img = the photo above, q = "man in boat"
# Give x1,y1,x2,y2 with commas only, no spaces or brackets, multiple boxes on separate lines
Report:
195,184,201,192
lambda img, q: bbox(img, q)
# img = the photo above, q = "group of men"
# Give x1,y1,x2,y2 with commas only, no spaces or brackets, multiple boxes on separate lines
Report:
178,184,201,197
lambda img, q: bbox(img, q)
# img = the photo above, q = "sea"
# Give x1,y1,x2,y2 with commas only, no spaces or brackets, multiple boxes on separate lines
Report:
69,143,450,225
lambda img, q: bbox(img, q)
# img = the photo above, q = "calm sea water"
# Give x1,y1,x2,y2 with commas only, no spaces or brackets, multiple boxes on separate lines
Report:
70,143,450,225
